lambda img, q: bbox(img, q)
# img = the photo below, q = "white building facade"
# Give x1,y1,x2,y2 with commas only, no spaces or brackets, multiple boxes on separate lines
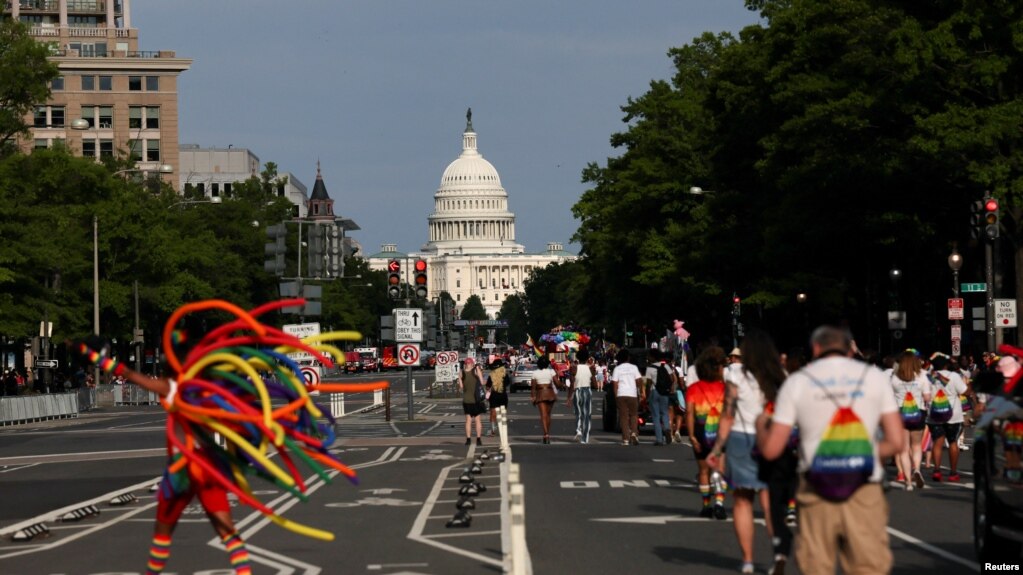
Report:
368,111,576,318
179,145,310,217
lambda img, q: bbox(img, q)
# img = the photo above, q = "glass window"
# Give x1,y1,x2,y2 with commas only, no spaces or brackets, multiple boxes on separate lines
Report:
98,106,112,128
146,107,159,128
128,76,142,91
99,139,113,158
51,106,65,127
211,183,220,195
82,75,95,90
223,183,232,195
457,294,462,302
81,106,96,128
127,139,141,161
196,183,205,194
51,76,64,91
145,76,159,91
34,139,47,150
52,137,65,148
94,43,106,57
456,280,461,288
83,140,97,158
98,76,112,91
129,106,141,129
34,106,47,128
20,15,43,24
277,184,285,196
146,140,160,162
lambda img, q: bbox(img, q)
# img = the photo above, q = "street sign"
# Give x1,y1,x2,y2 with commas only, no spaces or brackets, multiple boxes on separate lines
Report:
35,359,58,369
951,325,962,340
435,363,456,382
398,343,421,367
995,299,1018,328
283,322,321,362
395,309,423,342
952,340,961,356
948,298,964,320
961,283,987,293
887,311,907,330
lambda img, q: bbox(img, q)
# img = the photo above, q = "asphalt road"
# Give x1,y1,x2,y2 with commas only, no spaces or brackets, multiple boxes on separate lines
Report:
0,377,980,575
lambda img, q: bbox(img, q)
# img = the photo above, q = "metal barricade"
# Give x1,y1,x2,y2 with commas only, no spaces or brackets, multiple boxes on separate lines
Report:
113,383,160,405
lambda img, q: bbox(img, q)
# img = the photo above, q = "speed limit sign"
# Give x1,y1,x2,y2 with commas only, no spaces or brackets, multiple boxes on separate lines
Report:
398,343,421,367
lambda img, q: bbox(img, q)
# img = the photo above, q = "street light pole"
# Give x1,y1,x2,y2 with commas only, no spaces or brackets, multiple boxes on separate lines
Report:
948,246,963,357
93,215,100,386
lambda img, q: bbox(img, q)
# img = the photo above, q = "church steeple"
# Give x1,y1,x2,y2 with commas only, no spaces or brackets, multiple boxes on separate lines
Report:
307,160,334,220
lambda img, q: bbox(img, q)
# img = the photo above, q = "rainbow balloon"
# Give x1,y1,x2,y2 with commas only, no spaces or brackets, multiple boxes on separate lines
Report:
929,389,953,423
900,392,924,429
807,407,874,500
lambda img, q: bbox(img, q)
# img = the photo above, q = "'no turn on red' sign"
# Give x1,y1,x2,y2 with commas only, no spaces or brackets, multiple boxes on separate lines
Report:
995,299,1018,328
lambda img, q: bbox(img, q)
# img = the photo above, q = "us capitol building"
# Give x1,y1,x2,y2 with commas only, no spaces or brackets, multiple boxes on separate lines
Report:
366,110,577,318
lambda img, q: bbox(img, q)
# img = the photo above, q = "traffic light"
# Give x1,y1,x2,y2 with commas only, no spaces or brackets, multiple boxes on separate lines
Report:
264,223,287,276
984,196,1000,240
970,200,984,240
387,259,401,299
732,293,741,316
413,259,428,299
307,224,324,278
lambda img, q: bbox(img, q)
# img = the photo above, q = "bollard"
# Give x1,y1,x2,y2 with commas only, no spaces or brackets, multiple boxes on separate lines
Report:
510,483,527,575
385,386,391,421
330,392,345,417
500,406,510,451
508,463,520,485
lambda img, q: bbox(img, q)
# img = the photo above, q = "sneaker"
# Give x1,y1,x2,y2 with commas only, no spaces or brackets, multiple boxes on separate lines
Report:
784,512,797,527
713,505,727,520
573,433,582,443
932,471,942,482
769,556,787,575
896,472,905,482
673,431,683,443
622,440,630,446
906,483,914,492
465,438,471,446
948,473,961,482
630,433,639,446
476,438,483,446
741,561,754,574
912,470,925,489
699,506,714,519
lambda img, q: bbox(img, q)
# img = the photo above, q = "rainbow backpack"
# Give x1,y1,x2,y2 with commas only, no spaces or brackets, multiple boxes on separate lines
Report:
899,391,924,430
928,373,953,424
805,368,874,501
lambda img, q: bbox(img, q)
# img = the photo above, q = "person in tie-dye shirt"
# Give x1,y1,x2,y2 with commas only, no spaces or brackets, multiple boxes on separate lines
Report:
686,346,727,519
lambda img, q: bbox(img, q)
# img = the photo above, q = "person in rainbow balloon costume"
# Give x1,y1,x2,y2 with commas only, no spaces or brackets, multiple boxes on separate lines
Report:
76,299,387,575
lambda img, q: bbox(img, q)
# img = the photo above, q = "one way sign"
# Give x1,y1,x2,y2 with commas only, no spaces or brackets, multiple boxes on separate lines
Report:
395,308,423,342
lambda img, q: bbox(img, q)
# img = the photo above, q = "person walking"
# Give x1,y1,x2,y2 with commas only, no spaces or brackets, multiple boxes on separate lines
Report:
687,346,728,519
708,330,781,574
927,353,970,482
756,326,904,574
889,350,931,490
568,352,596,443
611,348,643,446
485,359,509,437
458,358,487,446
531,356,561,444
647,350,676,445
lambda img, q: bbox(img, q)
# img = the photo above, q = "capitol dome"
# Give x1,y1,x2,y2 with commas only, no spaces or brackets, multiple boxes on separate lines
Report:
422,109,523,255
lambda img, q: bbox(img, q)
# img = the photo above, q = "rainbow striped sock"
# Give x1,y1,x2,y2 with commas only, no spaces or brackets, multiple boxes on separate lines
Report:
145,534,172,574
713,490,726,507
221,532,252,575
699,484,711,507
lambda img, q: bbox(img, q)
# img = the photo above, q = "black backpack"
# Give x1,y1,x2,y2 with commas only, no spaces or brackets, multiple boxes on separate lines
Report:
655,363,673,395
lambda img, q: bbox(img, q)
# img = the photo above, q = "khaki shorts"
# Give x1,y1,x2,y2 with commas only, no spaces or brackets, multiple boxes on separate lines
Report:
795,480,892,574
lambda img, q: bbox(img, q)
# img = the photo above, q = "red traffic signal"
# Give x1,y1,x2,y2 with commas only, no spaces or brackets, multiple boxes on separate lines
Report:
386,259,401,299
414,259,427,273
984,197,1000,240
387,259,401,273
414,259,428,298
985,198,999,213
732,295,741,305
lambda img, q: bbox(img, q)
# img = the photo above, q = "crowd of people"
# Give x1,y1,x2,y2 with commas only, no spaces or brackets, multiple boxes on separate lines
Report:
459,327,1009,574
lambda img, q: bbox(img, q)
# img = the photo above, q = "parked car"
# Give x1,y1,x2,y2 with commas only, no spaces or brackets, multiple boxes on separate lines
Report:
973,370,1023,565
510,361,538,392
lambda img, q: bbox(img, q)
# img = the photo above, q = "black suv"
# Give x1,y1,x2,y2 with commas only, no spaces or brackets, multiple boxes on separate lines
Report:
973,370,1023,565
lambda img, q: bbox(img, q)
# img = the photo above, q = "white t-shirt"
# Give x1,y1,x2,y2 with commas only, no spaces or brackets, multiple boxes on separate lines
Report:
611,362,642,398
533,367,557,386
773,357,898,483
685,365,699,387
574,364,593,388
928,369,968,424
724,366,765,434
889,371,932,411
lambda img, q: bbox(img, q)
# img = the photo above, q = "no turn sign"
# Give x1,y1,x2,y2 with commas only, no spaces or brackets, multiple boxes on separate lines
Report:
398,343,421,367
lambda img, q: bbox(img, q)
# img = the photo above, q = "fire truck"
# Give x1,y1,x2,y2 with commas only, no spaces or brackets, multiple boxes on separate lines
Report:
381,346,401,371
353,347,380,372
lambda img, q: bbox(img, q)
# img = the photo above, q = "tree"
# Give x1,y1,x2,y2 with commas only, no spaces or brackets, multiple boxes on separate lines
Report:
460,295,488,321
496,293,528,345
0,20,59,153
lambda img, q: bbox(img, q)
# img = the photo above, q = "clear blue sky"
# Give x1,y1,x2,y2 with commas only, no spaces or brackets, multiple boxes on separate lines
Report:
134,1,761,255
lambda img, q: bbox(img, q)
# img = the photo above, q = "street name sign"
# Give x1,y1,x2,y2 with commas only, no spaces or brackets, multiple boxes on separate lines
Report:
35,359,58,369
395,308,423,342
961,283,987,293
995,299,1018,328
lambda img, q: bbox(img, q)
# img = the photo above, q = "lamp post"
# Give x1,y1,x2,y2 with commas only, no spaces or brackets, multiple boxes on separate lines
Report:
888,268,904,351
93,215,100,386
949,246,963,356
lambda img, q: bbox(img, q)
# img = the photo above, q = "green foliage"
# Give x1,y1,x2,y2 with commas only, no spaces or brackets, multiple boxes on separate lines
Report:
496,293,528,345
460,295,488,321
0,20,59,152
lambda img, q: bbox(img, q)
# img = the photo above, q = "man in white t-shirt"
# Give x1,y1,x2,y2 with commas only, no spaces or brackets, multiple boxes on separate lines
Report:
756,326,903,575
927,354,971,482
611,348,642,446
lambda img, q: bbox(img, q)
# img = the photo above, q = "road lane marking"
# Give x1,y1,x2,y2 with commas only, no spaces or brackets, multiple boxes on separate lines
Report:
886,526,979,572
367,563,430,570
591,515,767,526
0,447,164,465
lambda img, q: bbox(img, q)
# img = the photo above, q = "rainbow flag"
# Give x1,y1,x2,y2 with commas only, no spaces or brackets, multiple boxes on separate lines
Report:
525,335,543,359
900,392,924,429
929,389,953,423
1005,421,1023,452
807,407,874,501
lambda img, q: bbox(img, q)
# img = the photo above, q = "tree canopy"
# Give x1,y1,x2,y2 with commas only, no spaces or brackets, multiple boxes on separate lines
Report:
0,20,58,153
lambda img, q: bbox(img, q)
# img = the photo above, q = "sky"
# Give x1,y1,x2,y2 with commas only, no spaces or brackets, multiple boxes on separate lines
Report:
133,1,762,256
